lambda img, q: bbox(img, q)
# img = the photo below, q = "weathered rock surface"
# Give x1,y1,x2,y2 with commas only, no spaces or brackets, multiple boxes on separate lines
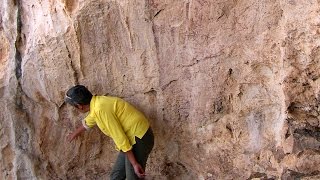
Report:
1,0,320,179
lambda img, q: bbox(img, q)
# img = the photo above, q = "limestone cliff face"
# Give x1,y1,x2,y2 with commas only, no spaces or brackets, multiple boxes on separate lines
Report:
1,0,320,179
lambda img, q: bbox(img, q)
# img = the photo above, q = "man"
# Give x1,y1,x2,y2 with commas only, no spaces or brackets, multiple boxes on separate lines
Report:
65,85,154,179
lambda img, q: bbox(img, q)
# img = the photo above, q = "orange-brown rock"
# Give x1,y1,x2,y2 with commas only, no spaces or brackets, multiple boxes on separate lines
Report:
1,0,320,179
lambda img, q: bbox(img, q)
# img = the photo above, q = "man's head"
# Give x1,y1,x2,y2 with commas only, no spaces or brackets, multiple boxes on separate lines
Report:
65,85,92,112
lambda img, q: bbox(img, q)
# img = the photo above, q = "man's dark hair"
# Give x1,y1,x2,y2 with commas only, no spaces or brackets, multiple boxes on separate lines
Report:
65,85,92,106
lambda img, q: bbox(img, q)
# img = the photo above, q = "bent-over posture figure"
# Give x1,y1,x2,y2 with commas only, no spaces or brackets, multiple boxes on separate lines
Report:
65,85,154,180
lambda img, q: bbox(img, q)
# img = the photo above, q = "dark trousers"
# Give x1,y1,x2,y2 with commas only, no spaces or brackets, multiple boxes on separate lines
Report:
110,128,154,180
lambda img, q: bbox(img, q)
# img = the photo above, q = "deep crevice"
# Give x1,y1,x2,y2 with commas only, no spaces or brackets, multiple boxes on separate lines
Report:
65,43,79,85
15,0,23,80
14,0,25,109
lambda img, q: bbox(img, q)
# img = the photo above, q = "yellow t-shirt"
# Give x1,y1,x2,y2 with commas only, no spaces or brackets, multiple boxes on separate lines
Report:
83,96,149,152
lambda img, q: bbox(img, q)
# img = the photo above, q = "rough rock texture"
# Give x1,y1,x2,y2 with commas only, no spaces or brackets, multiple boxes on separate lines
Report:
1,0,320,179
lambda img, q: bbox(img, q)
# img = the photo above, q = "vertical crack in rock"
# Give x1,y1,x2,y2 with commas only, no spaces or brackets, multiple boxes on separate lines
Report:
0,10,3,31
12,1,35,179
14,0,22,82
65,43,79,85
13,0,24,111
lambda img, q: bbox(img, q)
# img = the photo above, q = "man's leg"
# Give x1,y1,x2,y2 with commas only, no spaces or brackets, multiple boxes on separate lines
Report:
110,152,126,180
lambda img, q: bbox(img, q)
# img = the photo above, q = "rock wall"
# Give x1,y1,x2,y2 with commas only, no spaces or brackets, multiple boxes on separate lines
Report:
1,0,320,179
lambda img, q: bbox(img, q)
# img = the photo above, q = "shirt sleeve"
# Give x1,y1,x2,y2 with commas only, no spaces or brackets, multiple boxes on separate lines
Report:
97,110,132,152
83,113,96,129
